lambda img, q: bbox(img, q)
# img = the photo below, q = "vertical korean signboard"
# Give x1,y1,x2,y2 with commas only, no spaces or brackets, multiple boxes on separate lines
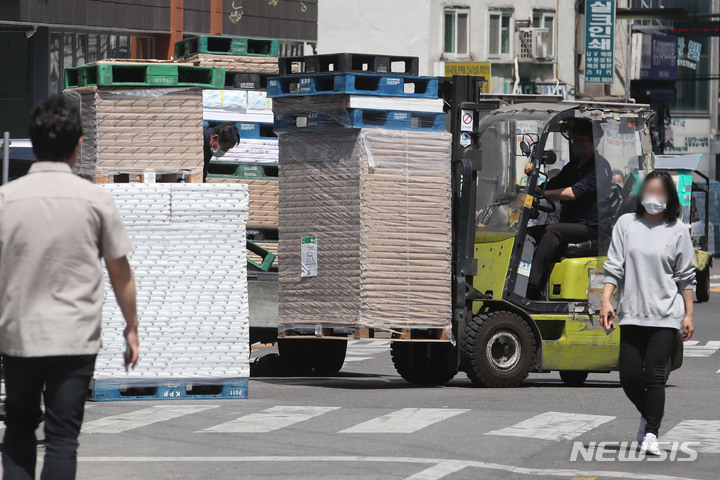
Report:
584,0,616,84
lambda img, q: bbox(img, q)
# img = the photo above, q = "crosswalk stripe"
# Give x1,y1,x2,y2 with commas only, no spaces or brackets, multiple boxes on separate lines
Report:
485,411,615,441
404,461,467,479
339,408,469,434
343,356,373,363
685,340,720,357
83,405,218,434
663,420,720,453
199,406,339,433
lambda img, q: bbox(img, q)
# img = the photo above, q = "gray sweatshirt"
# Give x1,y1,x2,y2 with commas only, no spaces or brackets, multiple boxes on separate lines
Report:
603,213,695,330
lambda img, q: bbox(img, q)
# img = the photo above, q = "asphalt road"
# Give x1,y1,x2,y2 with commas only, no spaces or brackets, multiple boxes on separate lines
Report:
6,269,720,480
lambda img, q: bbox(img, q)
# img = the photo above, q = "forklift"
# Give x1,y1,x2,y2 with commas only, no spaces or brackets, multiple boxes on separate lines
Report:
655,154,713,303
389,76,683,387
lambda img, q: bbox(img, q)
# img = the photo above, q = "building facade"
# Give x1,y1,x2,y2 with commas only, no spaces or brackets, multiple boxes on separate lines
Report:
0,0,318,137
318,0,719,177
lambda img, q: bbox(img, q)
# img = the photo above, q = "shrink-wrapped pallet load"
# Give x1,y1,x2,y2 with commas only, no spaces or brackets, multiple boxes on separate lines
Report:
277,129,452,333
93,183,249,397
65,87,204,180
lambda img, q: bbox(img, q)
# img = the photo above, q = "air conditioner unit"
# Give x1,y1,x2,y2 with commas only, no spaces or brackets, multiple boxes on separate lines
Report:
518,28,552,62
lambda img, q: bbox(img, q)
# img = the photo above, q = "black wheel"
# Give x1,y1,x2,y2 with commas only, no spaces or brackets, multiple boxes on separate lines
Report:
391,342,458,385
313,340,347,375
277,339,315,375
460,311,536,388
560,371,588,386
696,267,710,303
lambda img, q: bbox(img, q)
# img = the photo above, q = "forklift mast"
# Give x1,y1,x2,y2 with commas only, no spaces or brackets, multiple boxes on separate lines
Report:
439,76,500,344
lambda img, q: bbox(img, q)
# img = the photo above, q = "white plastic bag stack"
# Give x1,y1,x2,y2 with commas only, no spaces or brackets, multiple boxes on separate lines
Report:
95,183,250,384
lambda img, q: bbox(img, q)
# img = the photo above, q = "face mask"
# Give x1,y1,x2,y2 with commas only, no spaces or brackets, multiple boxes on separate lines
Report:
642,195,667,215
211,146,227,158
571,142,591,159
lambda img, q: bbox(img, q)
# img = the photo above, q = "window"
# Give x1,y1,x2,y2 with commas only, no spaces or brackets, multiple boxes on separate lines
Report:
444,8,470,57
488,11,513,57
49,31,155,93
532,10,555,57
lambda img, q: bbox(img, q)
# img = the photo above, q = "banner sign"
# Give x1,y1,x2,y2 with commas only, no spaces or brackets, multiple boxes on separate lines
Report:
444,62,491,93
639,35,678,81
584,0,616,84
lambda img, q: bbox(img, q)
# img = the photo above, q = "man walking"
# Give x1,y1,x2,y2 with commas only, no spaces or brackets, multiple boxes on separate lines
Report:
0,95,139,480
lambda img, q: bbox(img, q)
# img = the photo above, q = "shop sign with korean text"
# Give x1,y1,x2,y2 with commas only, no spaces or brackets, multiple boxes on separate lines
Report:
584,0,616,84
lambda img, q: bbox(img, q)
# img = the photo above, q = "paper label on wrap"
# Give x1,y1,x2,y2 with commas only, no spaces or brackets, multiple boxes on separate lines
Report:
301,236,318,277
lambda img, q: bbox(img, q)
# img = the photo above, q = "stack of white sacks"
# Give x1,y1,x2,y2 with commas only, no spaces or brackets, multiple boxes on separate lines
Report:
202,90,277,164
95,183,250,385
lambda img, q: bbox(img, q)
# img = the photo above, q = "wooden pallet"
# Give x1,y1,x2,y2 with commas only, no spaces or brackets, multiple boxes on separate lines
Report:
92,168,203,184
278,326,453,342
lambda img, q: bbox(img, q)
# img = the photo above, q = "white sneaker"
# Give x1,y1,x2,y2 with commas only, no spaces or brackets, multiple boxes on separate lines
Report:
637,416,647,443
640,433,662,456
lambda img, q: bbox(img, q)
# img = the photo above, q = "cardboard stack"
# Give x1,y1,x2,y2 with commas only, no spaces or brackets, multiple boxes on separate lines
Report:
179,54,279,74
275,119,452,332
66,87,204,182
95,183,250,385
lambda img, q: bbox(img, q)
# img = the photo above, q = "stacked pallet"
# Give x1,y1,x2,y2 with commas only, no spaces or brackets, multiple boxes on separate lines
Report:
205,164,278,228
64,60,218,183
93,183,249,401
178,36,282,267
270,54,452,336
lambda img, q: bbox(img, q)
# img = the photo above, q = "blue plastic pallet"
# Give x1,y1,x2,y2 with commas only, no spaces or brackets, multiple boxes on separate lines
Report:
274,108,445,132
267,73,438,99
89,377,248,401
204,120,277,140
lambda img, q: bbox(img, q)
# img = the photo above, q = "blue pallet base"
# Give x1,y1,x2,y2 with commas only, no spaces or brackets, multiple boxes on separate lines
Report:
274,109,446,132
89,378,248,401
204,120,276,140
267,73,438,99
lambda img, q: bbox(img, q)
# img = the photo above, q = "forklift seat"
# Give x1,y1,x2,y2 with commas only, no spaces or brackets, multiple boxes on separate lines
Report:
559,240,598,258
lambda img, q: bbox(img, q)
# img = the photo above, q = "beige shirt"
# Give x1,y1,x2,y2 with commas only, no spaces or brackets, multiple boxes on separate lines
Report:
0,162,132,357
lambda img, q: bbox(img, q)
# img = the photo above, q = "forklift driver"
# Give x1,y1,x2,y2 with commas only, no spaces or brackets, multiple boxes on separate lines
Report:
526,119,612,300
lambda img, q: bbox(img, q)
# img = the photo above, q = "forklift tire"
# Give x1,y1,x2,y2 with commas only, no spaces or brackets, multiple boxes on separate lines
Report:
313,340,347,375
696,267,710,303
460,311,536,388
390,342,458,385
559,371,588,386
277,339,315,375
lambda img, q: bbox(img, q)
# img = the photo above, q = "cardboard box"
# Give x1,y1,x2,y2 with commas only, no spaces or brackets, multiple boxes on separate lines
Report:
277,129,452,332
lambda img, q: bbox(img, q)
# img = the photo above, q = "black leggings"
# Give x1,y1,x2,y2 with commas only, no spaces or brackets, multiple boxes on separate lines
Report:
619,325,677,436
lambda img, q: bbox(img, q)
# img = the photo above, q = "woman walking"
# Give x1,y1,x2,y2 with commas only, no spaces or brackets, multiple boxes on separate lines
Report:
599,170,695,456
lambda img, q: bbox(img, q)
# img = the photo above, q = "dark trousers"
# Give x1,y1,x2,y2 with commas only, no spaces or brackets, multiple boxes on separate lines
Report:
2,354,96,480
618,325,676,437
527,222,597,298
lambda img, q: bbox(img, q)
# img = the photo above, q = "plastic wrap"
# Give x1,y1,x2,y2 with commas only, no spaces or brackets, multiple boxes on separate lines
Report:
272,95,445,134
203,89,272,111
202,90,277,164
277,129,452,333
272,95,444,113
95,183,250,384
206,177,278,228
64,87,203,179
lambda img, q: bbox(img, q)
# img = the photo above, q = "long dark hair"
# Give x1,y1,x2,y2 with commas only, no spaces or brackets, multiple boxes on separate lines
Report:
635,170,682,221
